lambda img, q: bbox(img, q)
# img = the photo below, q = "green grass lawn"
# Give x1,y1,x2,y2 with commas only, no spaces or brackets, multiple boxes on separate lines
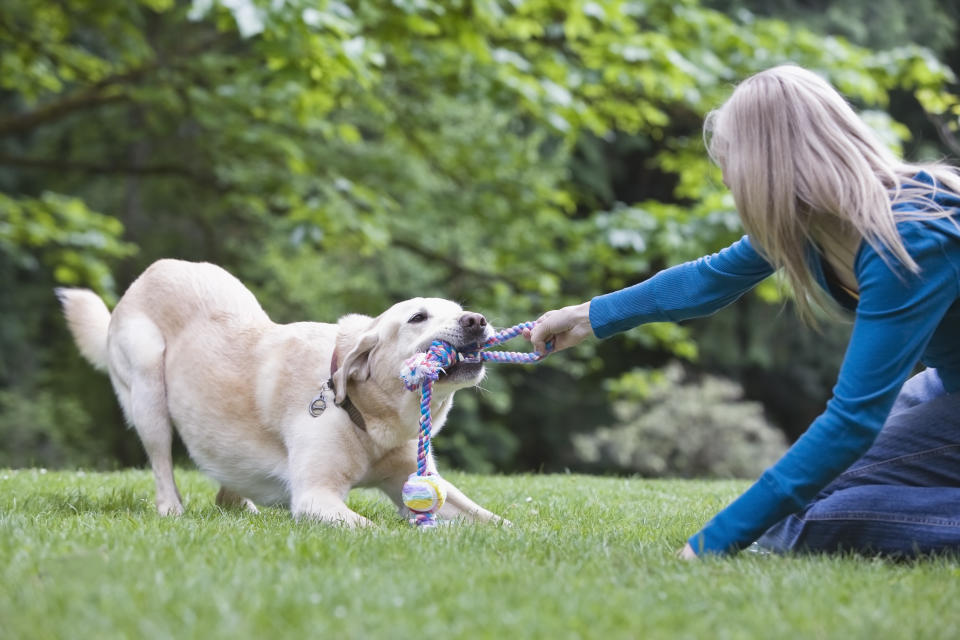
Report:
2,469,958,640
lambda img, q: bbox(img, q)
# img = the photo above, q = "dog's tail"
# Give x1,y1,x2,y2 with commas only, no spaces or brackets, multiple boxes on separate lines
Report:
56,288,112,372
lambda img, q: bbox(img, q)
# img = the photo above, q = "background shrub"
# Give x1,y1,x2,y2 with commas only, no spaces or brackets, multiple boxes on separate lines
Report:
573,363,787,478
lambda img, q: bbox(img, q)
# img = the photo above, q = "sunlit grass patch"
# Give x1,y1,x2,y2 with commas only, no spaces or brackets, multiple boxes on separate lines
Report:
1,469,958,639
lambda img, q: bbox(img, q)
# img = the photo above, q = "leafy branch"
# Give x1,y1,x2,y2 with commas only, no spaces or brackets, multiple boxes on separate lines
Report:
0,33,227,138
0,154,225,189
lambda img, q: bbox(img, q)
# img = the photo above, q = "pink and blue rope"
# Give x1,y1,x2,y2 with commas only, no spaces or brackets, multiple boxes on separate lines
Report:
477,321,547,364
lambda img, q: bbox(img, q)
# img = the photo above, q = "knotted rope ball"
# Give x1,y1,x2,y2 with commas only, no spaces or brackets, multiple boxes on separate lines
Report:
401,473,447,518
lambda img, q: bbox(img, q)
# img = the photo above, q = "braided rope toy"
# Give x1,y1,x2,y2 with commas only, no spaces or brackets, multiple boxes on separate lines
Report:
398,321,549,527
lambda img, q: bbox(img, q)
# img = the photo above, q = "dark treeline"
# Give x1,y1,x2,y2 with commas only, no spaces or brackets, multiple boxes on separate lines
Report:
2,0,958,476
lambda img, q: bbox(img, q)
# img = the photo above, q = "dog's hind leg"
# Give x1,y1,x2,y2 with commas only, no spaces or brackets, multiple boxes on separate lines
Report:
109,315,184,516
435,477,509,525
216,487,259,513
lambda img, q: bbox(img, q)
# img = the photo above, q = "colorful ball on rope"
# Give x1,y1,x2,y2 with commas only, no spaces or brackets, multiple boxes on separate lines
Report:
401,472,446,514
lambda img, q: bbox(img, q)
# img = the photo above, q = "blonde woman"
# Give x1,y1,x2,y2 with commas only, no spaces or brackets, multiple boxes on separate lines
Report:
528,64,960,557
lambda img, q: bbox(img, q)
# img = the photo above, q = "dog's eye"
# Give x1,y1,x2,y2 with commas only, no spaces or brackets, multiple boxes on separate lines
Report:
408,312,428,324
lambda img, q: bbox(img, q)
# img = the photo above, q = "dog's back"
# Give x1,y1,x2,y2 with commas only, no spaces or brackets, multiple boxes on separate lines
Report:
59,259,270,369
112,259,270,338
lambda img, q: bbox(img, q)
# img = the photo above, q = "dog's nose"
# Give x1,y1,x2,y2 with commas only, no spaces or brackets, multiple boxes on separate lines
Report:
458,312,487,332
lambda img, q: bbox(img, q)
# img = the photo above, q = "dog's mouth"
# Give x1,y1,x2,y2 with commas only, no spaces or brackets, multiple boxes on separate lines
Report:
441,342,484,383
415,340,485,385
438,359,484,384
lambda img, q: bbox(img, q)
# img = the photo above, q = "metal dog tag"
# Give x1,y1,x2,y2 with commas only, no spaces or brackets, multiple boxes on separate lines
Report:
308,381,332,417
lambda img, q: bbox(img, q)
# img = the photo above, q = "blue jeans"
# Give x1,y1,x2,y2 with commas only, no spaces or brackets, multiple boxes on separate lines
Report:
756,368,960,557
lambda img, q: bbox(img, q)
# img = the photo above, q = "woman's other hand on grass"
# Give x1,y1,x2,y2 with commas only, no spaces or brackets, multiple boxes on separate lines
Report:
677,543,698,560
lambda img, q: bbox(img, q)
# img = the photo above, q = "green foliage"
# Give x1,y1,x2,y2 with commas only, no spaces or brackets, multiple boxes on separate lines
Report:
0,390,101,468
706,0,960,158
2,0,958,470
708,0,958,54
0,192,136,302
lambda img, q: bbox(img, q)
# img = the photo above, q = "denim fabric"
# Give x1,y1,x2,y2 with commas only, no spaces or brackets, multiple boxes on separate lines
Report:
756,368,960,556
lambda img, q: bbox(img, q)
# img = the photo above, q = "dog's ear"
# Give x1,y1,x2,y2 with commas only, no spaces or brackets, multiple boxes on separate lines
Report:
332,315,379,404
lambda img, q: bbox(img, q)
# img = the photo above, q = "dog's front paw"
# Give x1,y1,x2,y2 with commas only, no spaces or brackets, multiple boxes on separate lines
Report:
156,499,184,516
296,511,375,528
292,498,374,528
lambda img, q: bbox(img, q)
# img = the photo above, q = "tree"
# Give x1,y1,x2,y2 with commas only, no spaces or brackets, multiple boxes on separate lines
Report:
2,0,957,469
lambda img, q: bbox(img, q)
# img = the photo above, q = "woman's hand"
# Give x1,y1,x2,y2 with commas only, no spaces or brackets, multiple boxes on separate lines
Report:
676,543,698,560
524,301,593,355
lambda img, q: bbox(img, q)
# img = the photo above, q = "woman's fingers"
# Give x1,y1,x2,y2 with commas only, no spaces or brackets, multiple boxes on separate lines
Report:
525,302,591,355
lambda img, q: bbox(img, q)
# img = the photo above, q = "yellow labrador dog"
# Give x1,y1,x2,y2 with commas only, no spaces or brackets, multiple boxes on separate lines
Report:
57,259,504,526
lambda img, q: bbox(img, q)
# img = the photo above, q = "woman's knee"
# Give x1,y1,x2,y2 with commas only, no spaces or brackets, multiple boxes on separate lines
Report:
890,368,945,415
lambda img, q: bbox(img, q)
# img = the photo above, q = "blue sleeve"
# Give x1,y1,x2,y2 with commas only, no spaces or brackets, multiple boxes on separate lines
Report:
588,236,774,339
689,221,960,555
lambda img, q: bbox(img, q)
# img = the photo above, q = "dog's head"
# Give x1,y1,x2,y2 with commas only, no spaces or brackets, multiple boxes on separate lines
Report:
331,298,492,404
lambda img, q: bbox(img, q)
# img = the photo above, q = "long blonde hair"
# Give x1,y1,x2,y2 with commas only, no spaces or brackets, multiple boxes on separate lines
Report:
705,64,960,321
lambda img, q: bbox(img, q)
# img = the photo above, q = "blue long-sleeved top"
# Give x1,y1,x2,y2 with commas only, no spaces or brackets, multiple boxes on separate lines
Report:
589,182,960,554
